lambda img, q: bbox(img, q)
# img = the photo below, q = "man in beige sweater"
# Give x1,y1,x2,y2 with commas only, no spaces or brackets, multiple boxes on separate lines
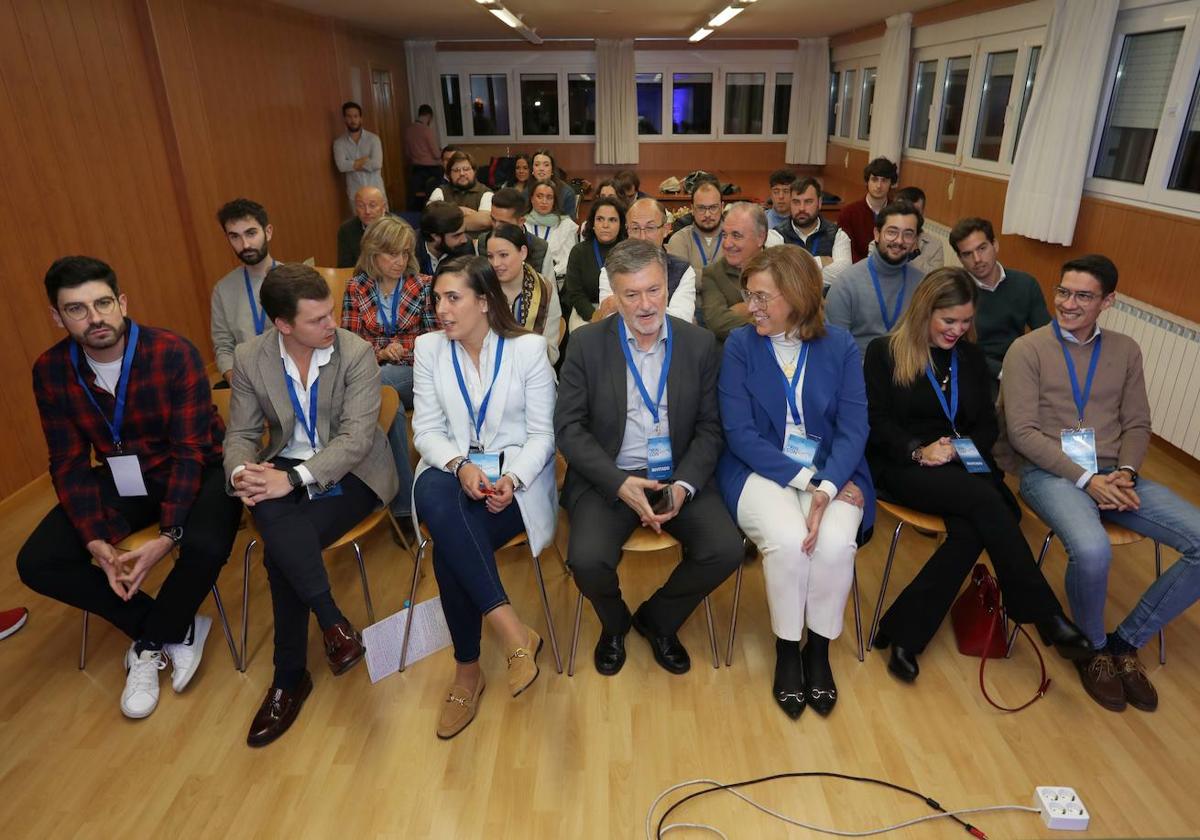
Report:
999,254,1200,714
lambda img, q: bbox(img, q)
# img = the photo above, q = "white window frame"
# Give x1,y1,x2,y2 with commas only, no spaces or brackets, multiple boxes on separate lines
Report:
830,56,879,149
904,41,978,166
1084,1,1200,216
827,68,842,141
717,66,787,140
957,30,1044,175
857,65,880,142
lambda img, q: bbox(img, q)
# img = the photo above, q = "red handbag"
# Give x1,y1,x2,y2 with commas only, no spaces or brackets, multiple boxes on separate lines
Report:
951,564,1051,712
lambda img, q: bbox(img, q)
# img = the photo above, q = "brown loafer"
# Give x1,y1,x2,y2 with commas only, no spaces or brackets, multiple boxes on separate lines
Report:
506,626,542,697
1075,653,1126,712
323,620,365,676
437,671,485,740
1113,651,1158,712
247,671,313,748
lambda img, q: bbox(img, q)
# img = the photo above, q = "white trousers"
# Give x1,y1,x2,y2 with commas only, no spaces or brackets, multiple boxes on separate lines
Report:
736,472,863,641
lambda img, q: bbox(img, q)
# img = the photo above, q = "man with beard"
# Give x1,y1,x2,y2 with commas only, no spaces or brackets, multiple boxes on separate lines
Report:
18,256,242,720
332,101,386,210
667,178,727,279
838,157,898,263
427,151,493,233
825,200,926,354
336,186,395,268
774,177,852,286
212,198,277,386
415,201,475,276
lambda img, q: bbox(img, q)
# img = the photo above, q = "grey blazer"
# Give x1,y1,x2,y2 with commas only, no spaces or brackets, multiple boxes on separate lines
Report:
223,327,399,506
554,314,724,510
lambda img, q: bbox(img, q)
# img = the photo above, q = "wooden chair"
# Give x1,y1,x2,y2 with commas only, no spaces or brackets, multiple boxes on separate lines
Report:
314,266,355,325
866,499,948,652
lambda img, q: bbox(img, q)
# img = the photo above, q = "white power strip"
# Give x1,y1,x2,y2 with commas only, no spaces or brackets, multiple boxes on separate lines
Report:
1034,786,1089,831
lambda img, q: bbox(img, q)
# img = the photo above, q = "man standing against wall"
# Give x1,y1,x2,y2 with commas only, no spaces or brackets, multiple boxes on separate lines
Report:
333,101,386,211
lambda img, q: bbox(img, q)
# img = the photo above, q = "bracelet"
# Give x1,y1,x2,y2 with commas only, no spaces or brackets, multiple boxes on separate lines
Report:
452,457,469,477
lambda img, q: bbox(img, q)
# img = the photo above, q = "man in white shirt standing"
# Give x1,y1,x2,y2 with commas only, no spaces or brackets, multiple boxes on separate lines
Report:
332,101,386,210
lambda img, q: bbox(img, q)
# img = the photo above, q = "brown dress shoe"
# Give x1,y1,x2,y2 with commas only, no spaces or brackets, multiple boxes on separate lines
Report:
323,620,365,676
247,671,313,748
437,671,485,740
506,626,542,697
1113,651,1158,712
1075,653,1126,712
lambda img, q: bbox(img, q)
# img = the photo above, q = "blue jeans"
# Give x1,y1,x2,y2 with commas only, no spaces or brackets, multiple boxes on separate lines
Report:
379,362,414,516
1020,466,1200,649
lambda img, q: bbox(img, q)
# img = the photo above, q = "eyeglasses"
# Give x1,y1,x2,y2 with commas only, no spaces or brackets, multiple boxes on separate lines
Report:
1054,286,1103,304
61,296,118,321
694,203,722,215
880,227,918,243
628,223,665,235
739,290,782,308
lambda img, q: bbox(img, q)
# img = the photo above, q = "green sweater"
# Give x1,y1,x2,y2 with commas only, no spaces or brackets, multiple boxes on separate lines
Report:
560,239,613,321
975,266,1051,379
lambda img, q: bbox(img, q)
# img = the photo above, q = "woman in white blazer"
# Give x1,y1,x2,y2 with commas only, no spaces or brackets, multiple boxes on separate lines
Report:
411,254,558,740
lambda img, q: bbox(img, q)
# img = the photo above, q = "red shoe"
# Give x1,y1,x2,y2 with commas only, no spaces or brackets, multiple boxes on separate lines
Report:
0,607,29,641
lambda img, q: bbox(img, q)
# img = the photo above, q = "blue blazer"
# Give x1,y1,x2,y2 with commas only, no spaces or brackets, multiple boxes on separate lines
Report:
716,323,875,532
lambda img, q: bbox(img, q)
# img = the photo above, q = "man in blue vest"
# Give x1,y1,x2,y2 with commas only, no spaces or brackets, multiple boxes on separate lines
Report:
773,177,852,288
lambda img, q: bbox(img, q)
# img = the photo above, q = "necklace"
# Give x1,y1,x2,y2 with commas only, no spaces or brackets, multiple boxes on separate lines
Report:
775,345,802,378
929,359,950,392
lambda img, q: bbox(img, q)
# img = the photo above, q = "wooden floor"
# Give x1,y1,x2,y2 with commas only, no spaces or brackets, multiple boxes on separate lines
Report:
2,445,1199,839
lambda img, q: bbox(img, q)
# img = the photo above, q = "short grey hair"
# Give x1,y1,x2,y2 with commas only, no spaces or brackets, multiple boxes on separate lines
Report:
606,238,668,287
726,201,768,239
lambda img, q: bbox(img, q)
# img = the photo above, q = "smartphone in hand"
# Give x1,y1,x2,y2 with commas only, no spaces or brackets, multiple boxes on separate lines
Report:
644,483,675,515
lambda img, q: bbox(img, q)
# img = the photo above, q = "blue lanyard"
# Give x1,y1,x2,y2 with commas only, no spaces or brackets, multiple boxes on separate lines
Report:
769,337,810,426
532,224,550,240
451,336,506,439
243,263,275,335
283,362,320,449
69,321,140,450
867,255,908,332
692,230,723,267
924,348,960,436
618,318,672,426
592,239,606,269
1052,321,1103,426
374,278,403,335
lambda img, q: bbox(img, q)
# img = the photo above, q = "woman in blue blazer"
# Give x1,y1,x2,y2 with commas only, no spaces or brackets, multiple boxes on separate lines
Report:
716,246,874,719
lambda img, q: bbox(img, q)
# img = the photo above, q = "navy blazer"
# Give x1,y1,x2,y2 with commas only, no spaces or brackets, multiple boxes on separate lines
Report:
715,323,875,532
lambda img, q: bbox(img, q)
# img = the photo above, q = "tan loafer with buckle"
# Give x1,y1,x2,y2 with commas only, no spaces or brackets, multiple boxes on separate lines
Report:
437,671,485,740
507,626,542,697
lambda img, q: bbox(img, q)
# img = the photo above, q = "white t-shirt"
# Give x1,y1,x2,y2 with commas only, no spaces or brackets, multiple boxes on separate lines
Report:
85,356,123,396
428,188,494,213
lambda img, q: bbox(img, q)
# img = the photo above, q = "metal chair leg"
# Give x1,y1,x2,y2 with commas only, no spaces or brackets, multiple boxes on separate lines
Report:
1007,529,1055,658
866,520,904,651
210,585,240,668
399,538,427,672
352,541,375,625
386,510,415,558
79,611,89,670
1155,541,1166,665
240,539,256,672
724,562,745,667
703,596,719,670
567,591,584,677
853,565,864,662
530,550,563,674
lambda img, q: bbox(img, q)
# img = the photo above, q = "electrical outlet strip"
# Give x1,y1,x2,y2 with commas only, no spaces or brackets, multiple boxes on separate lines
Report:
1034,786,1089,831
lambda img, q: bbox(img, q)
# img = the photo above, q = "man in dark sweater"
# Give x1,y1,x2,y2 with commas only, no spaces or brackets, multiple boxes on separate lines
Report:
949,217,1050,387
837,157,897,263
336,186,393,268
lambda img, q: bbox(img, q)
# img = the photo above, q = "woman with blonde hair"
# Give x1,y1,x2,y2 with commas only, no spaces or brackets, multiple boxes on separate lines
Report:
716,245,874,719
863,267,1090,684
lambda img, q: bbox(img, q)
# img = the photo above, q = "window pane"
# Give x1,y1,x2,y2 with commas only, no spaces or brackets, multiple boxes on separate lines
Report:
725,72,765,134
1094,28,1184,183
440,74,462,136
637,72,663,135
673,72,712,134
857,67,877,141
520,74,558,136
568,73,596,135
972,50,1017,161
1011,46,1041,162
935,56,971,154
773,72,793,135
1169,71,1200,193
908,60,937,149
469,73,510,136
828,71,839,135
839,69,856,137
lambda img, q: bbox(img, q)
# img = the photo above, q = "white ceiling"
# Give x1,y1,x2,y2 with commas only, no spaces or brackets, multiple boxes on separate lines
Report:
278,0,956,41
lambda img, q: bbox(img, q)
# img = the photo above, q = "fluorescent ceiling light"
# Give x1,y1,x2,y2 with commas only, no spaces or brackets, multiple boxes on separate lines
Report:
708,5,743,27
689,28,713,42
489,7,522,28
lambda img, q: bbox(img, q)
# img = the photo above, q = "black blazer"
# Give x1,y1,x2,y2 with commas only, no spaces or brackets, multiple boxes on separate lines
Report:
554,314,723,509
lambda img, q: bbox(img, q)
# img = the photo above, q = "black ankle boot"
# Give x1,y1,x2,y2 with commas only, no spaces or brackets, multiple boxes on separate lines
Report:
1035,613,1094,661
773,638,805,720
887,645,920,682
802,633,837,716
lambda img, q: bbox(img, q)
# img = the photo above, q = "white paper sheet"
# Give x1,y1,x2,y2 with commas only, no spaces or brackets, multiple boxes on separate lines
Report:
362,597,452,684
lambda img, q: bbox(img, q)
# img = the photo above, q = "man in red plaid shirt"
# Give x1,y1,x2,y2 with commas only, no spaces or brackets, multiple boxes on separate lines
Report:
18,256,242,720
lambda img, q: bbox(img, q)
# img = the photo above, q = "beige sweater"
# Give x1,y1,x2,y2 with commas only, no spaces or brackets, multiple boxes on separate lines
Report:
996,323,1152,481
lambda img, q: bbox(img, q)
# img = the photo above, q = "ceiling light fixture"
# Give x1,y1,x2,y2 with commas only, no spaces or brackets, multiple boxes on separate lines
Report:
475,1,543,45
689,28,713,42
488,6,522,28
707,5,744,27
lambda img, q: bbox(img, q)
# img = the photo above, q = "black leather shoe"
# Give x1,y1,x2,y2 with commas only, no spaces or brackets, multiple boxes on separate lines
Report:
773,653,806,720
1035,613,1094,662
632,610,690,674
803,647,838,716
593,632,627,676
887,646,920,683
247,671,313,748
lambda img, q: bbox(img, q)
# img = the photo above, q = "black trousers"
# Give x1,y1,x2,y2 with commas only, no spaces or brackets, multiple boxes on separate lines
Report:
566,480,742,636
17,463,241,645
249,458,379,671
877,463,1063,653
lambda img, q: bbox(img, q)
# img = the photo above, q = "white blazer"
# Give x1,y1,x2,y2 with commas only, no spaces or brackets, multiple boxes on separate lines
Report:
411,329,558,556
525,218,579,283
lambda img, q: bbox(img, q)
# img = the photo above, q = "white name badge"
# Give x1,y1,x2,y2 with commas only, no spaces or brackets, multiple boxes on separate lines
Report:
107,455,148,497
1061,428,1099,474
468,451,502,483
950,437,991,474
783,423,820,468
646,435,673,480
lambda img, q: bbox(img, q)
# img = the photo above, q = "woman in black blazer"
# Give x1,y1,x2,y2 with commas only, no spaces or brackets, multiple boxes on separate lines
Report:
863,268,1090,683
560,197,626,331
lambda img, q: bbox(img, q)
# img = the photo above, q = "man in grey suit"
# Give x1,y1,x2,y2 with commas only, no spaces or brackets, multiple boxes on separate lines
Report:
555,239,742,676
224,263,399,748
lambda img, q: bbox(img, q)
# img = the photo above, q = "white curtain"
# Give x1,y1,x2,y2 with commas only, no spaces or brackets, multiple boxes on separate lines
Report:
594,38,639,164
868,13,912,164
1002,0,1119,245
405,40,440,133
785,38,829,165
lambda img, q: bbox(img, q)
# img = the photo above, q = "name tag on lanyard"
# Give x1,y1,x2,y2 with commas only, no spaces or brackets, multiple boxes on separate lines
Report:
775,338,816,467
924,348,988,472
1053,322,1103,475
453,336,507,485
1061,428,1098,474
783,423,820,468
951,438,991,473
619,318,674,480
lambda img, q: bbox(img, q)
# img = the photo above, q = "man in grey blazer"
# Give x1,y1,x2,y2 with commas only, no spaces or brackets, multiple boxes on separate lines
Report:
555,239,742,676
224,263,399,747
212,198,277,386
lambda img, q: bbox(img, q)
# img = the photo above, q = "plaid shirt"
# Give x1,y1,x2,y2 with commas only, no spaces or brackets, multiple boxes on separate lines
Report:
32,321,223,545
340,271,436,366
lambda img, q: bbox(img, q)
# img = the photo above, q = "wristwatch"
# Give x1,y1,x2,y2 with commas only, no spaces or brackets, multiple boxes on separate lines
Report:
1117,466,1139,485
286,468,304,488
911,447,923,463
159,526,184,545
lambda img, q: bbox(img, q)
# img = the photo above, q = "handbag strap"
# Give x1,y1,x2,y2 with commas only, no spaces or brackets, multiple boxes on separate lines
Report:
978,613,1051,712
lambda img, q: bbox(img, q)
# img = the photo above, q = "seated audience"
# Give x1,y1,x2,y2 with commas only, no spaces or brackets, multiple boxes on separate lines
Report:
838,157,898,263
774,177,852,286
476,188,554,280
525,178,580,282
595,179,620,200
597,198,697,324
716,246,873,719
555,239,742,677
337,186,392,269
530,149,578,220
428,151,493,232
411,255,558,739
895,187,944,275
500,152,533,192
561,196,626,331
429,145,462,194
826,200,926,354
765,168,795,230
613,169,648,205
417,201,474,276
19,256,242,719
666,176,727,278
212,198,277,386
485,223,563,365
999,254,1200,713
225,265,398,747
700,202,769,341
863,268,1090,683
404,104,442,210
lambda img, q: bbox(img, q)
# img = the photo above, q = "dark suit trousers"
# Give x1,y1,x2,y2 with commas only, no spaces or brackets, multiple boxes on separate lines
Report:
877,463,1063,652
17,464,241,645
566,480,742,636
250,458,379,671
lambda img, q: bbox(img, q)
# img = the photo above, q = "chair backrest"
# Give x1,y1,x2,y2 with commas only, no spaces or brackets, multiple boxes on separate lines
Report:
314,266,355,325
378,386,400,432
212,387,232,427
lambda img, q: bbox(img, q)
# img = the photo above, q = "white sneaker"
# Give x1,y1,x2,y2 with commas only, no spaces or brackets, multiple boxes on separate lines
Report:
121,646,167,719
164,615,211,693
